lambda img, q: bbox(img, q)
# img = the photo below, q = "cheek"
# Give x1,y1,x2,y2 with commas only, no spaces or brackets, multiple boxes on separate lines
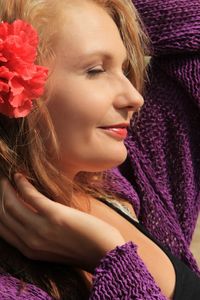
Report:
46,96,127,172
48,85,110,133
46,93,97,155
49,70,115,128
42,73,128,172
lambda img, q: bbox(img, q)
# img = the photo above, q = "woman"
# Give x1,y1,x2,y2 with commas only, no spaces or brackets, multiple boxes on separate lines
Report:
0,0,200,299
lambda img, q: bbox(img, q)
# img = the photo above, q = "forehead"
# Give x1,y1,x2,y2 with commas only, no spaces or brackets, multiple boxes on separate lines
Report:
55,1,127,62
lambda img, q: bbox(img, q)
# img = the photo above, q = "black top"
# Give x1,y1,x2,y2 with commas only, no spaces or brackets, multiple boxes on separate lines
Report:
96,197,200,300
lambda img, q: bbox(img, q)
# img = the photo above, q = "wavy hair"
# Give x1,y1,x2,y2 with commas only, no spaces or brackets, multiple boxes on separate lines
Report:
0,0,149,298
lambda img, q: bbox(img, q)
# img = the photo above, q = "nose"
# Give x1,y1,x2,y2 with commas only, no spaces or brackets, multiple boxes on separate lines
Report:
113,77,144,113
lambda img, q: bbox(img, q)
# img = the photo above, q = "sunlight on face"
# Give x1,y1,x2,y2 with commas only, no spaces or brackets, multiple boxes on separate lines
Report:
46,1,144,179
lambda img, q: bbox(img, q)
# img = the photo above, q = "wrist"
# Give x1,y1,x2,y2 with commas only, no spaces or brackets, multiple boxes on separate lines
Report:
88,229,126,274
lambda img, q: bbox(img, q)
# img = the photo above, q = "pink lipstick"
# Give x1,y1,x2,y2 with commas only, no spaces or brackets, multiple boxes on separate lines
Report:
98,123,129,140
103,128,127,139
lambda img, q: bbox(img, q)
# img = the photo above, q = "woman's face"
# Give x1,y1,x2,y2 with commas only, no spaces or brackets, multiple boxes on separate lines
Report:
47,1,144,179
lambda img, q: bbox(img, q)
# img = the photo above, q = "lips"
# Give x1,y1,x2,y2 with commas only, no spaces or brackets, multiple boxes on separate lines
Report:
98,124,128,139
99,123,129,129
104,127,128,139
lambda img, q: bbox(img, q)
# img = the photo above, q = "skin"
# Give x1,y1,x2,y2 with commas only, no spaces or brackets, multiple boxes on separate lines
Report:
0,0,143,275
0,3,177,298
46,0,144,180
0,175,126,274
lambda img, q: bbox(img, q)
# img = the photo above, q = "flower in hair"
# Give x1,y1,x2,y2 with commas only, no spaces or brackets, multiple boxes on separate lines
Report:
0,20,49,118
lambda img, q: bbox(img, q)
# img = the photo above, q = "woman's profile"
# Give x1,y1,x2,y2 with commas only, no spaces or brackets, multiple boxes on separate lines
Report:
0,0,200,299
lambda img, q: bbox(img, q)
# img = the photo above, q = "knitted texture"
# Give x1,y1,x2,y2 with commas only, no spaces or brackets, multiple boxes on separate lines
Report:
127,0,200,273
0,0,200,299
90,241,166,300
134,0,200,55
0,275,52,299
90,0,200,299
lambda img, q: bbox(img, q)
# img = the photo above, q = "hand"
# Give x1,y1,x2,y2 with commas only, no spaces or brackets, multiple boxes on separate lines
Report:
0,174,125,273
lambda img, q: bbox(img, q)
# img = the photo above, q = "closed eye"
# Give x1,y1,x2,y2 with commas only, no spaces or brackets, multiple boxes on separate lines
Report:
87,68,105,77
87,63,131,79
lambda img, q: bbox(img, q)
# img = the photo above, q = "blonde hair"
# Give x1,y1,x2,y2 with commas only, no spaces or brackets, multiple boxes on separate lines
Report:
0,0,149,297
0,0,148,210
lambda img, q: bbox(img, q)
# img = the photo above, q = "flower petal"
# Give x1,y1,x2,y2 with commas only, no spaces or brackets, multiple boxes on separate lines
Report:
11,97,33,118
0,81,9,93
0,20,49,118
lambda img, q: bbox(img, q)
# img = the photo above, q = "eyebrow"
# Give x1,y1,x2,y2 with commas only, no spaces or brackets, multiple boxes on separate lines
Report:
73,50,129,67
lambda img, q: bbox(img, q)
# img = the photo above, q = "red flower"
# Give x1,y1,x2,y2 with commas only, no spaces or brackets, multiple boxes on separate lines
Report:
0,20,49,118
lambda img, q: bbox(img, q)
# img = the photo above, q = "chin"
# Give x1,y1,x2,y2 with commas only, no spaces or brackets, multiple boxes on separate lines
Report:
83,151,128,173
108,145,128,165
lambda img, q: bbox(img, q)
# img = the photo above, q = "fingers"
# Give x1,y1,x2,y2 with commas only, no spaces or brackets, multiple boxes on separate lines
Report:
0,178,40,226
13,174,74,220
0,175,60,225
14,173,56,215
0,205,28,236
